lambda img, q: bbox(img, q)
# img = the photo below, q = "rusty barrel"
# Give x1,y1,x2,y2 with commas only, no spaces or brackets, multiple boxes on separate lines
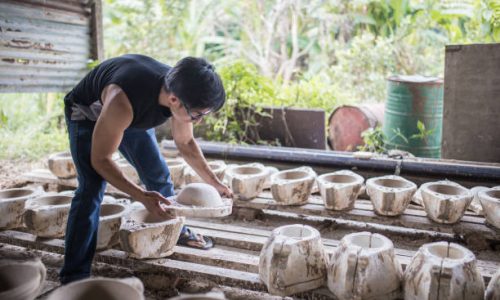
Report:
328,104,385,151
383,75,443,158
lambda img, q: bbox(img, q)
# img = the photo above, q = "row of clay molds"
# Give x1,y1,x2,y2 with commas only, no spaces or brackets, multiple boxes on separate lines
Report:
259,226,489,299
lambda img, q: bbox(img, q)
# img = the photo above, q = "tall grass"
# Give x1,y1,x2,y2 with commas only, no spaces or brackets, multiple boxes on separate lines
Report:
0,93,69,160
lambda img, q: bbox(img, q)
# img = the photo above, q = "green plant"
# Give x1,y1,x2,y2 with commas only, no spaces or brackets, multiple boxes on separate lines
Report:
410,120,435,142
358,126,386,153
391,127,409,144
202,61,275,144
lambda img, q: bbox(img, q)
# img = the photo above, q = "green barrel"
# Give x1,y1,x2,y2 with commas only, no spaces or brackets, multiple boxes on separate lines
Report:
383,75,444,158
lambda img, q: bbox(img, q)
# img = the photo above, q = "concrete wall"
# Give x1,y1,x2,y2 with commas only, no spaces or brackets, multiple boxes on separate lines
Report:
442,43,500,163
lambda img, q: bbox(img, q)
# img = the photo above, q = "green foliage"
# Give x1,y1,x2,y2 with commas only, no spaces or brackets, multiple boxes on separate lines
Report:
0,93,68,160
87,59,100,70
410,120,435,141
202,61,346,143
202,61,276,144
359,127,386,153
391,127,409,145
359,120,435,153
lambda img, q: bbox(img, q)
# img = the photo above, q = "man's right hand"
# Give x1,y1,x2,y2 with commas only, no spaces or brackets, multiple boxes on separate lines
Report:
137,190,172,217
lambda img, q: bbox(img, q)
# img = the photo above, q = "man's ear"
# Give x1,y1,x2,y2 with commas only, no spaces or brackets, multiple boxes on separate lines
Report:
168,94,182,107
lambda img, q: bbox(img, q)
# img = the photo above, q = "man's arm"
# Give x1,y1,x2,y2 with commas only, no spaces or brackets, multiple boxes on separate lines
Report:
91,84,170,215
171,117,233,197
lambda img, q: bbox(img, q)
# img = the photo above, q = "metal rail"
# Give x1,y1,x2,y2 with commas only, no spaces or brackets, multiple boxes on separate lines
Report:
161,140,500,183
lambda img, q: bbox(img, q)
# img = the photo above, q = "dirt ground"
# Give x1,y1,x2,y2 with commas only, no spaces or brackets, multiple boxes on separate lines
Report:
0,159,44,189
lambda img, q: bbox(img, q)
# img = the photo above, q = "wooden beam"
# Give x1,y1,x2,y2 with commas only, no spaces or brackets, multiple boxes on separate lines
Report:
89,0,103,61
233,195,499,245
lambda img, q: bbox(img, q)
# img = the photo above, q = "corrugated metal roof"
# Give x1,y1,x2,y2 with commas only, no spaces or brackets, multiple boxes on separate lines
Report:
0,0,99,93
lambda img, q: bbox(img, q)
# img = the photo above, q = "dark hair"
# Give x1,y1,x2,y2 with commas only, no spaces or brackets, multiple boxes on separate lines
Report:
164,57,225,112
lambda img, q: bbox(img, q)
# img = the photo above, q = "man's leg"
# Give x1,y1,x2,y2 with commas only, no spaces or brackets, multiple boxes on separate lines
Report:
60,119,106,284
119,127,211,248
118,127,175,197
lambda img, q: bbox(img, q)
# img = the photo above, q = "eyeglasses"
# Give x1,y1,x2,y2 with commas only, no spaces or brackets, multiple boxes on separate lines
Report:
180,100,212,121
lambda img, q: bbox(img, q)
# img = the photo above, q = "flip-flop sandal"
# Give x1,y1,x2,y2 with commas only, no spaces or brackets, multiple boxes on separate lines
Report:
177,227,214,250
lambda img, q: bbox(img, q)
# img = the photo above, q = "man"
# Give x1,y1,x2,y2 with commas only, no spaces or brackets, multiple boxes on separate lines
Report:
59,54,233,284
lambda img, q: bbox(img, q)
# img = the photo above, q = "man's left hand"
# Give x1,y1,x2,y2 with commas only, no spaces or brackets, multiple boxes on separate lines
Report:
215,183,233,198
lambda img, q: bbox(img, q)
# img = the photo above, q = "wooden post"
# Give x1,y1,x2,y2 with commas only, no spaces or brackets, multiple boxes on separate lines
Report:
90,0,104,62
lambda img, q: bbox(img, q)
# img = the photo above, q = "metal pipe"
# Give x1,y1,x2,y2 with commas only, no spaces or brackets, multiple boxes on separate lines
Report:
161,140,500,183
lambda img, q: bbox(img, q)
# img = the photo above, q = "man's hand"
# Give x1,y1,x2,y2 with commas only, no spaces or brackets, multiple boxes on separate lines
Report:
136,190,172,217
214,183,233,198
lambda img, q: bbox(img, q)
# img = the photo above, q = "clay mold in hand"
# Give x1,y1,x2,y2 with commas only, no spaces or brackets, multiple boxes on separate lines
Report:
119,208,184,259
164,183,232,218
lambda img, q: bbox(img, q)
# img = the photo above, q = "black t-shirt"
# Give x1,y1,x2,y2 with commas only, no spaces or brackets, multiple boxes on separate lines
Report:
64,54,172,129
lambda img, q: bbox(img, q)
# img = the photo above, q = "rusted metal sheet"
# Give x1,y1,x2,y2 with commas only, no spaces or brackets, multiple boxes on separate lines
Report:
442,44,500,163
252,107,326,149
0,0,101,93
